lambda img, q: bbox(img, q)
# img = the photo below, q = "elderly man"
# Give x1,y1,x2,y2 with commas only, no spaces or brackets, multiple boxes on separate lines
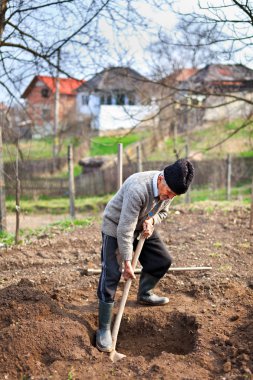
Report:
96,158,194,352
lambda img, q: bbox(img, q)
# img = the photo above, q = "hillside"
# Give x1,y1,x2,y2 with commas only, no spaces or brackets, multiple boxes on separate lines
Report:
148,119,253,162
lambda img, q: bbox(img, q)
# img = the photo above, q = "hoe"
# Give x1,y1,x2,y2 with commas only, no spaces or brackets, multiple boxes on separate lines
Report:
110,235,145,362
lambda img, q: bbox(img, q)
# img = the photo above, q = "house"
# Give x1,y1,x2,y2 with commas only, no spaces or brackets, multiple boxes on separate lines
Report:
179,64,253,126
21,76,84,137
151,68,199,136
76,67,157,133
0,102,32,142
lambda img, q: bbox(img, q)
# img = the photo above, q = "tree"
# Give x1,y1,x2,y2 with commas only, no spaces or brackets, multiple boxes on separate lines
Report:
146,0,253,159
0,1,152,101
0,0,171,230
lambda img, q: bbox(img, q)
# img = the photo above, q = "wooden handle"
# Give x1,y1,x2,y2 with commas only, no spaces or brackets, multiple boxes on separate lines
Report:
111,236,145,348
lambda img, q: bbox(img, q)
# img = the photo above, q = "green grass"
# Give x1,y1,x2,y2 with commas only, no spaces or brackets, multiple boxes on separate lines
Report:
3,136,82,163
3,184,251,246
148,118,253,161
6,194,113,214
239,150,253,158
5,180,251,218
0,230,15,245
170,181,252,207
89,132,149,156
20,217,93,241
0,218,93,246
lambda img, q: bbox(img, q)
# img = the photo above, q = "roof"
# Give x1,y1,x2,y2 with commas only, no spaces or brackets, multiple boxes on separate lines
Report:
159,68,198,87
22,76,85,98
187,64,253,86
77,66,149,92
0,102,8,111
175,68,199,81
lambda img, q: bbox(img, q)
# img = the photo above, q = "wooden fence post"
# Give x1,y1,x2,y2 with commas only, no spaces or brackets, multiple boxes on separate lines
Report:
250,178,253,229
15,145,20,244
68,145,75,219
226,154,232,201
185,143,191,204
136,142,142,172
117,143,123,189
0,121,6,231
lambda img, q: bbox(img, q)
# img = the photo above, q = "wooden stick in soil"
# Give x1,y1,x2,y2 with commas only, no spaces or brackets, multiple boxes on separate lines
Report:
84,266,212,276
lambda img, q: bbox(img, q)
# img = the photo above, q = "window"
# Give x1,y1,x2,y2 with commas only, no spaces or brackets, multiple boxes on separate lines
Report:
116,93,125,105
100,93,112,105
81,94,89,105
128,93,135,105
41,88,50,98
42,107,51,120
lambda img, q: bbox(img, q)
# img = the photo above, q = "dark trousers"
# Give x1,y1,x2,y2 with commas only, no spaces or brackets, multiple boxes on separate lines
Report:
97,230,172,303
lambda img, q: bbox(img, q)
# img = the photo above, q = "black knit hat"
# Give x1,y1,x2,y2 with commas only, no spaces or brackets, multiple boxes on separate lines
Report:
163,159,194,195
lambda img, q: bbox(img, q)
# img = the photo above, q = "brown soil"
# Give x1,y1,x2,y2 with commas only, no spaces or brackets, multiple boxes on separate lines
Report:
0,205,252,380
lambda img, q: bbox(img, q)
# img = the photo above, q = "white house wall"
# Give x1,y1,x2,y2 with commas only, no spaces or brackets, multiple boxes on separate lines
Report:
203,92,253,122
96,104,157,131
77,93,100,116
77,91,157,130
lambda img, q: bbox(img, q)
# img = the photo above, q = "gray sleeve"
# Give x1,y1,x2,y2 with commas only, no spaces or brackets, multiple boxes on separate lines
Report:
153,201,171,225
116,189,143,261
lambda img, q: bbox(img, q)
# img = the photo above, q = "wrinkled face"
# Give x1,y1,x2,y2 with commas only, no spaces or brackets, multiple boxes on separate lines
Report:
157,175,178,201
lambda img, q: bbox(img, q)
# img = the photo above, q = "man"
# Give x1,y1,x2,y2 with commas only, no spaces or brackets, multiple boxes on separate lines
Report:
96,158,194,352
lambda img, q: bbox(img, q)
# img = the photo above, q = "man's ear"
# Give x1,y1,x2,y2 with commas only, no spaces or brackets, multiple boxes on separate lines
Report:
158,175,164,184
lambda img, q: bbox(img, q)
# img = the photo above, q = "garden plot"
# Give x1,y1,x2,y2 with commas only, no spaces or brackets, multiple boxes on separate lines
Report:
0,205,252,380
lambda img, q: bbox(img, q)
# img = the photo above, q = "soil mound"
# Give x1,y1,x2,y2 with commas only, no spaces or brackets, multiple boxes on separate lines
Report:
0,280,97,379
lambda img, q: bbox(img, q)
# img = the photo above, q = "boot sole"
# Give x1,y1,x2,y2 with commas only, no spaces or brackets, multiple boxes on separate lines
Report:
138,299,169,306
96,342,113,353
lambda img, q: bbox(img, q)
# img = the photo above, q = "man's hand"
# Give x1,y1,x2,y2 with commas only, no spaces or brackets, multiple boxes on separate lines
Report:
123,260,136,281
142,218,154,238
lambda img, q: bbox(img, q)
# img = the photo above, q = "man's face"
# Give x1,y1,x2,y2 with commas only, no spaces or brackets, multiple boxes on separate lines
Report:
157,175,178,201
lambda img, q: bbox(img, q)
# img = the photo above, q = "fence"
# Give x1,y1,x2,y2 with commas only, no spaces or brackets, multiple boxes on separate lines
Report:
5,156,253,197
4,157,67,180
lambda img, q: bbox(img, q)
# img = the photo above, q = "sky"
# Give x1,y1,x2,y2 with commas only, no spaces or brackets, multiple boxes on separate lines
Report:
1,0,253,104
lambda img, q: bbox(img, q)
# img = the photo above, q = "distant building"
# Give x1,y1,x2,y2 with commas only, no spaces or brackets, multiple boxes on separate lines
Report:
179,64,253,126
76,66,157,133
21,75,84,137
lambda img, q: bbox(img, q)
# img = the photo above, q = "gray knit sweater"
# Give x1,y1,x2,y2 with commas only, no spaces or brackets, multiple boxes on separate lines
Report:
102,171,171,261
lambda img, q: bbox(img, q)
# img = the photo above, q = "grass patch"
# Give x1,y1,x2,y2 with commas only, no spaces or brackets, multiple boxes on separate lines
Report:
5,181,251,217
239,150,253,158
3,136,82,163
148,118,253,161
89,132,149,156
172,182,251,205
20,217,93,242
213,241,222,248
0,230,15,246
6,194,113,215
0,218,93,246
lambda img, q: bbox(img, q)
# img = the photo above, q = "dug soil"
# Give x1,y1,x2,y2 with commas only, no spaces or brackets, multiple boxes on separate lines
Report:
0,204,252,380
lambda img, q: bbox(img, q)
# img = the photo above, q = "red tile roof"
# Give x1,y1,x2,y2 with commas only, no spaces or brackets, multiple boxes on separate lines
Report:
22,76,85,98
175,68,198,81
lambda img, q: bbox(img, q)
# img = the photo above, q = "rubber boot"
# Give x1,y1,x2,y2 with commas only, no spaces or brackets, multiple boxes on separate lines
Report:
96,300,114,352
137,272,169,306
